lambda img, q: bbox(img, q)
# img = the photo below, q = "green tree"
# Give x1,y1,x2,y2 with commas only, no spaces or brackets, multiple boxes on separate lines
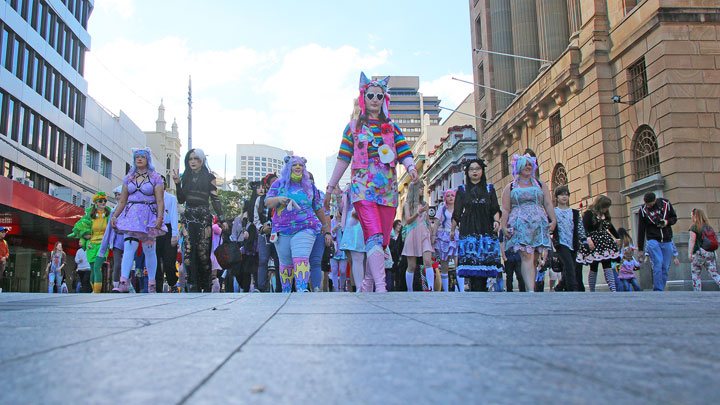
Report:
216,178,253,220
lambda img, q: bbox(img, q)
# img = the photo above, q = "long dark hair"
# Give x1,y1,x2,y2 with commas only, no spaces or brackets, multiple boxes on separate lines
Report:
244,182,262,223
464,158,487,190
90,205,111,219
355,107,391,131
180,149,212,188
589,195,612,223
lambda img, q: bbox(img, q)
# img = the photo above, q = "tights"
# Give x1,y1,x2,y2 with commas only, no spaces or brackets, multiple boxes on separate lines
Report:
121,239,157,280
330,259,348,291
588,259,616,292
183,222,213,292
349,251,365,292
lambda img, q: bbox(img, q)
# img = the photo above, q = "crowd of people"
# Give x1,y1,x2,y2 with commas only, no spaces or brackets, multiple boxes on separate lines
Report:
25,73,720,294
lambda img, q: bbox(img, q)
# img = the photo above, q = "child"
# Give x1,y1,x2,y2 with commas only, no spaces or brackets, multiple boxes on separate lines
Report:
617,228,641,292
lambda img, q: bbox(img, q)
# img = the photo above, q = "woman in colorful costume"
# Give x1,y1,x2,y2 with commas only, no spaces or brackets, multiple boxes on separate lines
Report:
265,156,332,293
324,73,419,293
338,185,367,291
68,192,110,293
433,189,460,292
402,181,434,291
500,154,556,292
111,148,167,293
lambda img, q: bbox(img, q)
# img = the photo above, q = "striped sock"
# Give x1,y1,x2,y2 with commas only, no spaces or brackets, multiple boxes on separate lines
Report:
603,268,617,292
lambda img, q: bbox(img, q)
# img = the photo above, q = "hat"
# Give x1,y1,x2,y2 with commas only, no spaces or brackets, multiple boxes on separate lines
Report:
92,191,108,202
113,185,123,194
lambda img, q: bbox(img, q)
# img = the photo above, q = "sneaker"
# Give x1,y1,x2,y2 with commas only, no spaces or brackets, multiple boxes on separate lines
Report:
211,278,220,293
148,280,157,294
313,286,321,292
163,283,170,293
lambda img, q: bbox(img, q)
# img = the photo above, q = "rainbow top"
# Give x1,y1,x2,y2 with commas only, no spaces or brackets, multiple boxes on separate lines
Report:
337,120,412,164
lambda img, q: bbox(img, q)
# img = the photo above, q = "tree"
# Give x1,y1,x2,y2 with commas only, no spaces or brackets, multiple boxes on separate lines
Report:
217,178,253,220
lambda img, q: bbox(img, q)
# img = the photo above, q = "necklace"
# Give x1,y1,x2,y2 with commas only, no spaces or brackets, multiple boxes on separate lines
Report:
518,176,531,185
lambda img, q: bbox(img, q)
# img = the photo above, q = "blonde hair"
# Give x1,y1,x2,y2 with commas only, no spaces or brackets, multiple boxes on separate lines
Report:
692,208,710,230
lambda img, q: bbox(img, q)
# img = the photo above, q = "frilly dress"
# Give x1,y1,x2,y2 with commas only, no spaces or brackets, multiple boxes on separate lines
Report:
505,183,551,254
116,171,167,241
452,183,502,278
402,208,433,257
433,203,459,261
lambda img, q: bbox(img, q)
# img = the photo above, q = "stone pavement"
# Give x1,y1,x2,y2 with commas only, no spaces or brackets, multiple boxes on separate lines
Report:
0,292,719,404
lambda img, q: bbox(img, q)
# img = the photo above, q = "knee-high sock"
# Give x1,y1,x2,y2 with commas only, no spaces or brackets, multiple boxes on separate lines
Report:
142,240,157,281
425,267,434,292
91,259,103,293
121,239,139,279
293,257,310,292
279,264,294,293
406,271,414,292
603,268,616,292
364,234,386,292
456,275,465,292
588,271,597,292
441,273,449,292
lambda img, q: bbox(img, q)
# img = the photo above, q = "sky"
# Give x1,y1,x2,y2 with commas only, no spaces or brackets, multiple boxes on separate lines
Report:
85,0,474,187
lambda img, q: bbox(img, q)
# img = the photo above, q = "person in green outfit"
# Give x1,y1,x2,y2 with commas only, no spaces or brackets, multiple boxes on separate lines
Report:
70,192,111,293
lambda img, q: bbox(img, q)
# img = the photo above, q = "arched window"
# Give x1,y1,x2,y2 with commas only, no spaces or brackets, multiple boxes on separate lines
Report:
632,125,660,180
552,163,568,191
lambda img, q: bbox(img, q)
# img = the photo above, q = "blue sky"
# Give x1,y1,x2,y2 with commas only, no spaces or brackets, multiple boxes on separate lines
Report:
86,0,474,186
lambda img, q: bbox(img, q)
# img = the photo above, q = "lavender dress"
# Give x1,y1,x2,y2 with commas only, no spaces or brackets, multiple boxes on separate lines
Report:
116,171,167,241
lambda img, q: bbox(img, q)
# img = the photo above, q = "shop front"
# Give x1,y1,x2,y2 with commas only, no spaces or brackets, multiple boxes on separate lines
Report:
0,176,83,292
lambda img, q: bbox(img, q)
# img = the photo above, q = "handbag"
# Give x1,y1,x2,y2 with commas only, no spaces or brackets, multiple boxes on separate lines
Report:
214,241,243,269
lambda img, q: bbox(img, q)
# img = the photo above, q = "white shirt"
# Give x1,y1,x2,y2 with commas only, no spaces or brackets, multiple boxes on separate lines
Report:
163,192,179,237
75,248,91,270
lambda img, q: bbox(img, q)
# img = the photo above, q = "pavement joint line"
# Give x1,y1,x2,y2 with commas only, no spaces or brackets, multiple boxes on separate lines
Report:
0,295,248,366
177,293,291,405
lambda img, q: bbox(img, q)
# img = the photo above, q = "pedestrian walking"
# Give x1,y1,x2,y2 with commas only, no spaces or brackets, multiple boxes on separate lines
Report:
637,192,677,291
402,181,434,291
254,174,281,292
173,148,225,292
265,156,332,293
101,186,126,291
324,73,419,293
75,243,91,292
156,176,179,292
688,208,720,291
432,189,459,292
552,185,589,292
576,195,621,292
46,242,66,293
616,228,641,292
112,148,167,293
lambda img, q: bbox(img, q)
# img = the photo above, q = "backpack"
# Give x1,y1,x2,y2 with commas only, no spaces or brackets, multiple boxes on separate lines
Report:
700,225,718,252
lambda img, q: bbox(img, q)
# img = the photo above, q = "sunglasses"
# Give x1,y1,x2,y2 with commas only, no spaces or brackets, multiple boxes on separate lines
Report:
96,199,107,203
365,92,384,101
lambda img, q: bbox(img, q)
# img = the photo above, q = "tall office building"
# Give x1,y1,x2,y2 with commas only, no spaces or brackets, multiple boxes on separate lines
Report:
372,76,441,147
236,143,289,183
1,1,148,292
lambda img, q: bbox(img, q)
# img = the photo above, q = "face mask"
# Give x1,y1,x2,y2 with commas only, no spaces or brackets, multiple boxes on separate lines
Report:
291,172,302,182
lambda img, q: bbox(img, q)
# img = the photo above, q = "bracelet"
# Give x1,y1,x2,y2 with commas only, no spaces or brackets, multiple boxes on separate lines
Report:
326,185,336,193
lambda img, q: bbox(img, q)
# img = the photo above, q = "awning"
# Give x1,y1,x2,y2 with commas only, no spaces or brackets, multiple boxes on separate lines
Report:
0,176,84,227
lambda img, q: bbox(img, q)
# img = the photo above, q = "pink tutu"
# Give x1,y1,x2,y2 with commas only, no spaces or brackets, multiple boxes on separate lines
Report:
402,223,433,257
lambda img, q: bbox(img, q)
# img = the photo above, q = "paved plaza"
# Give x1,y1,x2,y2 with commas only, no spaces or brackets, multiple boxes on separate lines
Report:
1,292,719,404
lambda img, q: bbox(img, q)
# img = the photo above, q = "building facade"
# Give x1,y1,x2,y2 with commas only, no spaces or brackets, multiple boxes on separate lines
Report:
469,0,720,290
1,0,150,292
236,143,289,183
145,100,181,193
373,75,442,147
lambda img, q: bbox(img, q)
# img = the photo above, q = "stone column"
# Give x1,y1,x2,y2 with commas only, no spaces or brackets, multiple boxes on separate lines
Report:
536,0,571,66
510,0,540,92
567,0,582,40
489,0,515,111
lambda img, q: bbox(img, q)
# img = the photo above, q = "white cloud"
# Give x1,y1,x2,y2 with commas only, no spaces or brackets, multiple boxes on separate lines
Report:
84,39,389,186
95,0,136,19
420,72,474,120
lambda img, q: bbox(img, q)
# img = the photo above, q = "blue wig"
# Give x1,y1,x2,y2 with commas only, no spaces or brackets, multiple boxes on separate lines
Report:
130,148,156,174
275,155,313,197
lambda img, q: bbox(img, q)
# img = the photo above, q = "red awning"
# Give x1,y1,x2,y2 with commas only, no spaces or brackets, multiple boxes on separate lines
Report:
0,176,84,227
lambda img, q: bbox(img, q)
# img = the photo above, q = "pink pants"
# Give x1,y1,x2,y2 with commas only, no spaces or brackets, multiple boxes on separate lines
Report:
353,201,396,247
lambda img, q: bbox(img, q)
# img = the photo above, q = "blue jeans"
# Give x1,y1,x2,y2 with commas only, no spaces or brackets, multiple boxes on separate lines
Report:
614,269,624,291
276,230,316,267
646,239,673,291
618,278,641,291
309,233,325,290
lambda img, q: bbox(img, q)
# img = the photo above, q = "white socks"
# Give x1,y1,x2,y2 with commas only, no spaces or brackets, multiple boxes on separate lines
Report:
406,271,414,292
456,276,465,292
425,267,434,291
441,273,448,292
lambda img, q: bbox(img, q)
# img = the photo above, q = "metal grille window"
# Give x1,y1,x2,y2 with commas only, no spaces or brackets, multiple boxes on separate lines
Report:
550,111,562,146
552,164,568,191
632,126,660,180
501,151,509,178
628,58,648,104
86,146,99,171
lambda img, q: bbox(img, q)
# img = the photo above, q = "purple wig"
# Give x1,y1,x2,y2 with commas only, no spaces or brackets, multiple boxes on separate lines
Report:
275,155,313,197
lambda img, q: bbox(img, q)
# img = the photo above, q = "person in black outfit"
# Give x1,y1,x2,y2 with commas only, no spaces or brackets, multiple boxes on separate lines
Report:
172,149,226,292
389,220,407,291
576,195,620,292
